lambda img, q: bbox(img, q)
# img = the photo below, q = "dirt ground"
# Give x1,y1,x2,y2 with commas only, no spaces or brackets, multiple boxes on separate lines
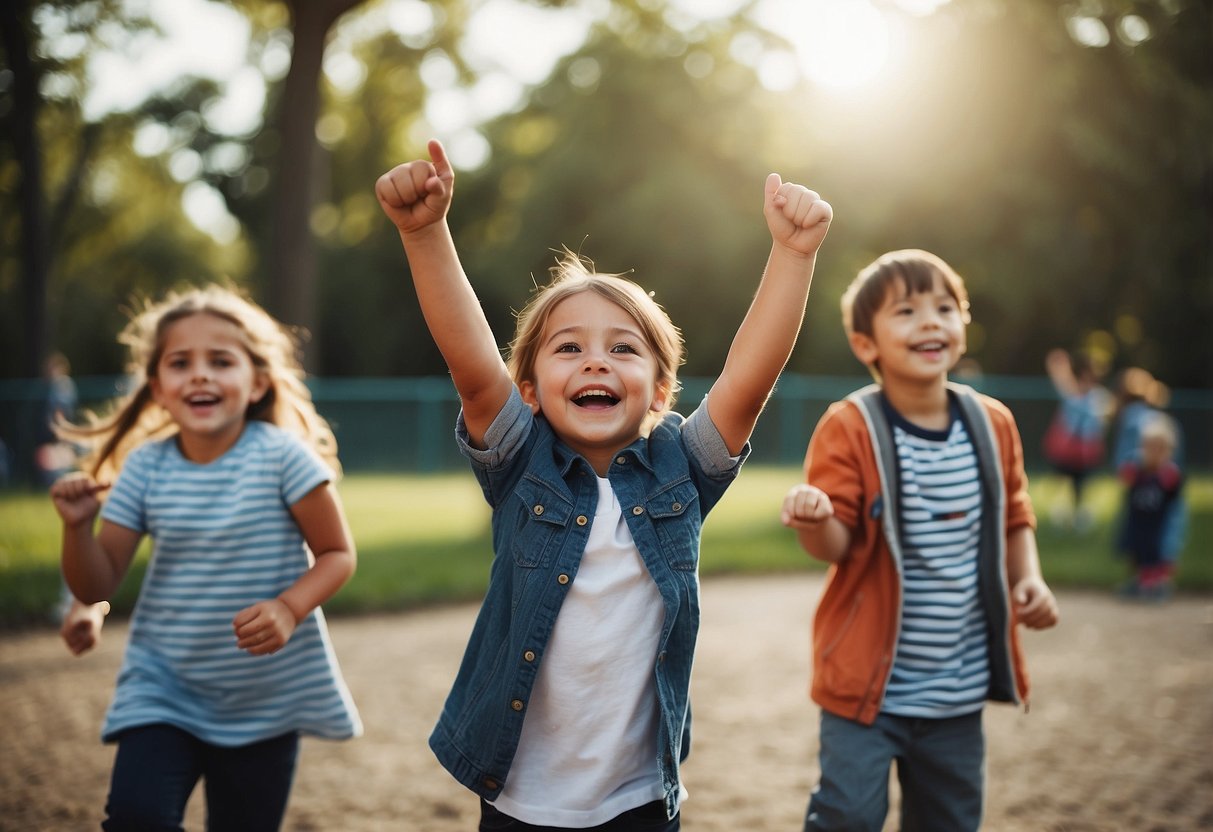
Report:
2,573,1211,832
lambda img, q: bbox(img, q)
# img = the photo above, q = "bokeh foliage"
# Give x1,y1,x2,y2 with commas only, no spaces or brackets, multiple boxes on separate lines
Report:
1,0,1210,387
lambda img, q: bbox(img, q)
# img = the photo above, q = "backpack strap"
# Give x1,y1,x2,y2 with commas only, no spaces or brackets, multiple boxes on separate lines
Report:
948,382,1018,704
845,384,904,573
949,382,1005,517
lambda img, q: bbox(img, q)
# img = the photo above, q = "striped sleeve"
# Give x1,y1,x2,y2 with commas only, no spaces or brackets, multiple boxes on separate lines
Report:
100,443,154,533
279,436,333,506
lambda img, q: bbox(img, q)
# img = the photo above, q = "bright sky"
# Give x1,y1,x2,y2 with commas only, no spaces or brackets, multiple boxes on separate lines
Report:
81,0,261,128
67,0,949,239
78,0,947,127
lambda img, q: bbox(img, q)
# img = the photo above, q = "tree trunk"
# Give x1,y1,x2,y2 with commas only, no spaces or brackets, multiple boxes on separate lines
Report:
267,0,363,370
0,3,49,380
1,3,51,484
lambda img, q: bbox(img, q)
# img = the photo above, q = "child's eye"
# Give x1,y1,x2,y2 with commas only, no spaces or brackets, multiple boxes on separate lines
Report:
611,343,638,354
555,343,580,354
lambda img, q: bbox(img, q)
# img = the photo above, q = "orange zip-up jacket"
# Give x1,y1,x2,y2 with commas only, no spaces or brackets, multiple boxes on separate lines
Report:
803,384,1036,725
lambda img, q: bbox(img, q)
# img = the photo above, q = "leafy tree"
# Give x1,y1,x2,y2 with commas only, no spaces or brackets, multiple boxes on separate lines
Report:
344,0,1211,388
4,0,1209,394
345,4,807,377
0,0,127,378
0,2,245,479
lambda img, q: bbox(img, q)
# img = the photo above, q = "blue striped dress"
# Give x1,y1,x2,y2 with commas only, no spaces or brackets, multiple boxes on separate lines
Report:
881,408,989,718
99,421,362,746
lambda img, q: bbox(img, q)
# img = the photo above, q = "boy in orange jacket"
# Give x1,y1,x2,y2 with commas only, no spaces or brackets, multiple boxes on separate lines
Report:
781,249,1059,831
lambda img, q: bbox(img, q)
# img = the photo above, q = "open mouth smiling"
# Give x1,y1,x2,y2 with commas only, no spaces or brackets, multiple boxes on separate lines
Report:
573,388,620,408
186,393,221,408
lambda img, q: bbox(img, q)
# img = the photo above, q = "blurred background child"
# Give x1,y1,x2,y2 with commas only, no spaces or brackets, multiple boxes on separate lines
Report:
1116,413,1185,600
1043,347,1112,531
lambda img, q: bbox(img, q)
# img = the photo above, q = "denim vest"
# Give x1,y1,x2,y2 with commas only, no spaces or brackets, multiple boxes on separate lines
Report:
429,388,748,820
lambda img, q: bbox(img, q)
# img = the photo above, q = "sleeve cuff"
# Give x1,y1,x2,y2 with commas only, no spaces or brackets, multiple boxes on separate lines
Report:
456,386,532,470
683,395,749,478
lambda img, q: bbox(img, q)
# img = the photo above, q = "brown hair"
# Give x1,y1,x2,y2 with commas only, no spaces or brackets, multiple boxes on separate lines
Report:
841,249,971,338
57,284,339,481
506,249,685,415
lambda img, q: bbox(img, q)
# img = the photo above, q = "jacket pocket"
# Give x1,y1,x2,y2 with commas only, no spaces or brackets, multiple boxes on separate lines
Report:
817,593,880,703
647,479,701,571
510,477,572,568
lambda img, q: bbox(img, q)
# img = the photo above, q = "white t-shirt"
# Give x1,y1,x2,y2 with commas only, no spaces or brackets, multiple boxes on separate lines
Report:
492,475,666,827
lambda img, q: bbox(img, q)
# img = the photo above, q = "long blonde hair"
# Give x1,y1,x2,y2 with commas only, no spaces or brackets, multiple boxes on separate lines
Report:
58,285,339,481
506,249,685,417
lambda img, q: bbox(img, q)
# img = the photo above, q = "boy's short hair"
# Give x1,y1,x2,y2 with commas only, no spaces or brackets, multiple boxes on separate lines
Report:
841,249,971,338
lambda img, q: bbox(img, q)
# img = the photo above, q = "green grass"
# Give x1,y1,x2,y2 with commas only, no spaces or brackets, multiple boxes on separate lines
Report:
2,468,1209,627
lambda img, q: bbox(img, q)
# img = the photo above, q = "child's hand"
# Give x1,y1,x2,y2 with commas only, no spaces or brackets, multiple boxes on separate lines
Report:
49,472,110,528
1044,348,1070,374
1012,576,1060,630
375,139,454,234
60,599,110,656
764,174,832,258
233,599,298,656
781,483,834,528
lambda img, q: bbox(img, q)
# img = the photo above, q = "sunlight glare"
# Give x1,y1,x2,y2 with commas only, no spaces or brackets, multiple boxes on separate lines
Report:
756,0,892,91
83,0,251,123
463,0,594,85
182,181,241,244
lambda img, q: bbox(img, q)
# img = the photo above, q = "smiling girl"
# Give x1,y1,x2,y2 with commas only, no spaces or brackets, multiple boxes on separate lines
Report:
375,140,831,830
50,286,360,831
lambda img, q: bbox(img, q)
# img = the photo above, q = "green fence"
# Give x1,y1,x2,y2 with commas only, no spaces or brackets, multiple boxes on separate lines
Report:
1,374,1210,483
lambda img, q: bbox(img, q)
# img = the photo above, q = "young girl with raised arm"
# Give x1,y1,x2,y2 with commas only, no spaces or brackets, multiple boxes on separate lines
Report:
375,140,831,831
50,286,361,831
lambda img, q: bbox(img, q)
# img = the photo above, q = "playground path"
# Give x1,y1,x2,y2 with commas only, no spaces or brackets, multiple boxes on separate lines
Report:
2,573,1211,831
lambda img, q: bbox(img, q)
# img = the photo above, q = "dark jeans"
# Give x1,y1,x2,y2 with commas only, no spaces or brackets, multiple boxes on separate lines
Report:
1054,464,1092,507
480,798,679,832
805,710,985,832
103,723,299,832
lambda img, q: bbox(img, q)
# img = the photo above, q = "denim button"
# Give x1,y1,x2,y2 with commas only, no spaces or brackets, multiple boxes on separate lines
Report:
616,456,627,464
483,777,498,790
533,505,544,515
632,506,644,515
511,699,524,711
523,650,536,662
576,515,588,525
557,574,570,585
671,502,682,511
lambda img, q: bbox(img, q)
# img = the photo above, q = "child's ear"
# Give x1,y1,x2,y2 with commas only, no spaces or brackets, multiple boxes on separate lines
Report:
250,372,271,405
650,380,672,413
519,380,542,415
148,377,165,407
848,330,879,368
